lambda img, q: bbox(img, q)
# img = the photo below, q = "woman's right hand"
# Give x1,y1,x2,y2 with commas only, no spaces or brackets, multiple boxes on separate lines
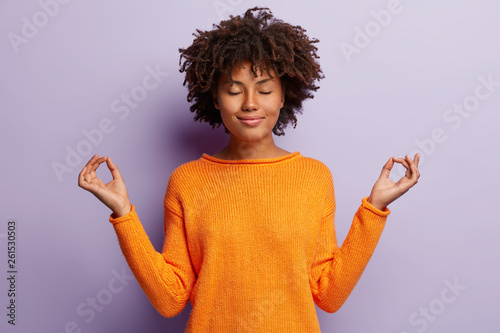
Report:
78,154,132,218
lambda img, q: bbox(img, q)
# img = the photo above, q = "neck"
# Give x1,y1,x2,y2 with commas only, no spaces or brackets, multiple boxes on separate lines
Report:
215,134,287,160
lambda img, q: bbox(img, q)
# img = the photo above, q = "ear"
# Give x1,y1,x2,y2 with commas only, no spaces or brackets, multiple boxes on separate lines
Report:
280,87,285,109
213,91,220,110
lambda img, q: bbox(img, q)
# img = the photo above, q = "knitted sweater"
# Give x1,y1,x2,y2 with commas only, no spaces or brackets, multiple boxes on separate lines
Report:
109,151,391,332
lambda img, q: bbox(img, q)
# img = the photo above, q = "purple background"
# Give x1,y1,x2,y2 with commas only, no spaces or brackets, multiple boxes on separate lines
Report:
1,0,499,332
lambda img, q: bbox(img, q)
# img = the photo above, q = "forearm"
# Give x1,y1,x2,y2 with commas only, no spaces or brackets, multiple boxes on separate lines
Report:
311,197,390,312
109,205,194,317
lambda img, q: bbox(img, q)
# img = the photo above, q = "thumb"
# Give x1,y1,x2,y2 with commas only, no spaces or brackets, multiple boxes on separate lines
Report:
106,157,124,181
379,157,394,179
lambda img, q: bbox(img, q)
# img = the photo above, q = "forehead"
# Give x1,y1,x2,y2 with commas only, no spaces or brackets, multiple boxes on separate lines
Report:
219,61,278,85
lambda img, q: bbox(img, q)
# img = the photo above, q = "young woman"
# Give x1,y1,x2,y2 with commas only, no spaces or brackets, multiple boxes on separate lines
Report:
78,7,420,332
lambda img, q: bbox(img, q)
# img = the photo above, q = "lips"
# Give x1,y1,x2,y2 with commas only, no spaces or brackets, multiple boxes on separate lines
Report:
237,116,264,126
237,116,264,120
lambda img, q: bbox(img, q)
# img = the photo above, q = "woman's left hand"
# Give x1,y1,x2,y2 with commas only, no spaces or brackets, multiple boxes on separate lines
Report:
367,153,420,211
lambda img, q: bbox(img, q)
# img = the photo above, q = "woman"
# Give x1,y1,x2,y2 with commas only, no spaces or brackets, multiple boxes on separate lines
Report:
78,7,420,332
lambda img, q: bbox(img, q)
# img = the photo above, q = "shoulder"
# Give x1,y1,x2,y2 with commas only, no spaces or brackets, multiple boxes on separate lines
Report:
164,158,205,204
168,158,204,184
290,154,334,189
297,155,333,176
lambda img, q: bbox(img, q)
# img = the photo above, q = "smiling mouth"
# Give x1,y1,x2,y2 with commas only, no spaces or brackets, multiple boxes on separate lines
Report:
237,117,264,126
237,116,265,120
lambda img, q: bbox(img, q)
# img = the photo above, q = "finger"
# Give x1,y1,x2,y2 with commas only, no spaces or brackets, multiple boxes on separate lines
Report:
404,166,418,190
393,157,411,177
414,153,420,167
412,157,421,179
379,157,395,179
393,157,410,169
408,164,419,184
83,154,99,173
84,171,93,184
405,155,418,177
406,157,420,182
78,166,88,188
406,154,419,172
80,166,98,191
397,155,414,179
106,157,123,181
90,156,107,174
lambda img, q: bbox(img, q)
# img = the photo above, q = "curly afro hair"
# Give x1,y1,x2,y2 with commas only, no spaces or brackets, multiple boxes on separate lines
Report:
178,7,324,136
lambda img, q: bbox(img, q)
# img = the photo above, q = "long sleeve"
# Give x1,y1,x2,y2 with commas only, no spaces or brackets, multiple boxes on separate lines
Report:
309,174,390,313
108,190,197,318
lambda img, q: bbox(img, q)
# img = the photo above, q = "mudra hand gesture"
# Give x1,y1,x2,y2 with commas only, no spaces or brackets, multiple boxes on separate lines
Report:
78,154,132,218
367,153,420,211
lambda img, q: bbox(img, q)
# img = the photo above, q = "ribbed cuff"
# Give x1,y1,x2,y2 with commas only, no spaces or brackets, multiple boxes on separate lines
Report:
109,204,136,225
361,197,391,217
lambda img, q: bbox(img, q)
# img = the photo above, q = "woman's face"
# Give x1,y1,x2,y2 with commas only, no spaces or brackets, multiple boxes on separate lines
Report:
214,61,285,143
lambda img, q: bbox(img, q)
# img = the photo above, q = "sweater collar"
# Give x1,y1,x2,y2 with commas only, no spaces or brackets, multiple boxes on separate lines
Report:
201,151,301,165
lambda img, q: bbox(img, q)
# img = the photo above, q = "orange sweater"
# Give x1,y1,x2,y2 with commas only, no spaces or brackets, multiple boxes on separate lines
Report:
109,151,390,332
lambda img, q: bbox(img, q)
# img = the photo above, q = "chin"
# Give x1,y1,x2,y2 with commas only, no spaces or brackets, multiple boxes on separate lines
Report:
230,130,271,142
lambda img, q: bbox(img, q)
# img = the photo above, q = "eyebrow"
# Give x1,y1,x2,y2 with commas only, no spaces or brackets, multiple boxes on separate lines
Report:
225,78,274,86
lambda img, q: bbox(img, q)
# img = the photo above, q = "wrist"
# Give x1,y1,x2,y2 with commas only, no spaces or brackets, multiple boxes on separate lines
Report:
367,196,386,211
113,203,132,218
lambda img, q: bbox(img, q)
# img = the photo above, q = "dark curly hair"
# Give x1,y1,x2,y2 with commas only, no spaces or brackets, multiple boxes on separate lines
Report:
178,7,324,136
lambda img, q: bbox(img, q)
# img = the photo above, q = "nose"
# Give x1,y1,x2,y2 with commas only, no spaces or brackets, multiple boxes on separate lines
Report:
242,91,259,111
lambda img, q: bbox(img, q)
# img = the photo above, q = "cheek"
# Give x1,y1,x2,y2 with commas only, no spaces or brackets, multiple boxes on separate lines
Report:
264,99,283,115
217,95,237,111
219,104,237,119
